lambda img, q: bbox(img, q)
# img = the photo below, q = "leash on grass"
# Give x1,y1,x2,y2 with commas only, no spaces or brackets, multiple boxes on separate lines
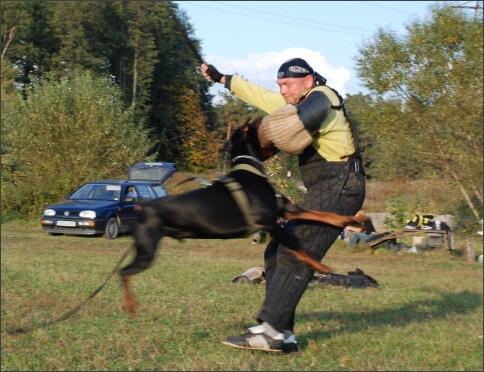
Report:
5,244,132,336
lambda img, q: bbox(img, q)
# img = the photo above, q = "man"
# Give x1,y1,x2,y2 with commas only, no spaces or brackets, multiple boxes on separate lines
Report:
345,212,376,247
201,58,365,353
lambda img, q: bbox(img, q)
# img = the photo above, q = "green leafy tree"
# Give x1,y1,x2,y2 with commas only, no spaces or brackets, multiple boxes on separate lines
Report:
0,1,57,90
133,2,216,165
169,86,222,172
354,5,482,218
1,1,217,170
1,69,154,219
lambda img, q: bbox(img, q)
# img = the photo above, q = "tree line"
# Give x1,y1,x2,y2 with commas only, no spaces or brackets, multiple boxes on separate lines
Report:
350,4,482,220
1,2,482,222
1,1,219,169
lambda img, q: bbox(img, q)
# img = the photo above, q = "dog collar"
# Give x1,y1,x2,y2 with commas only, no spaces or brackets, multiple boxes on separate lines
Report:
231,155,266,176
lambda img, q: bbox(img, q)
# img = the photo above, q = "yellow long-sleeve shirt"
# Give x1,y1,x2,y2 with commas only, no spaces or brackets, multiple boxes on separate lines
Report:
226,74,356,162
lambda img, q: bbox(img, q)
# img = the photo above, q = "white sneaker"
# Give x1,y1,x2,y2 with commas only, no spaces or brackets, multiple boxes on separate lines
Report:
222,322,298,353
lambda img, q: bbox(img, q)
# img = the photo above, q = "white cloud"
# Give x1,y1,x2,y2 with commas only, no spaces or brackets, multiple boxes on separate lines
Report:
206,47,352,101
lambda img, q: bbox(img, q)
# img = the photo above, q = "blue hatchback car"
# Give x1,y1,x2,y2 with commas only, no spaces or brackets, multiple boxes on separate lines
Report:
40,162,176,239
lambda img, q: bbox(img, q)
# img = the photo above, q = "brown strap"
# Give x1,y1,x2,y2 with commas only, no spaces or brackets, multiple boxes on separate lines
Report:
231,163,266,178
218,176,263,234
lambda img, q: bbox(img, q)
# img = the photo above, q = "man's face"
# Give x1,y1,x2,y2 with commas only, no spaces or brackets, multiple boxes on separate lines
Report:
276,75,313,105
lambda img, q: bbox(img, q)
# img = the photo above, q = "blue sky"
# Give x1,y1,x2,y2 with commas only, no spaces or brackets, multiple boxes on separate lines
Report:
175,1,479,99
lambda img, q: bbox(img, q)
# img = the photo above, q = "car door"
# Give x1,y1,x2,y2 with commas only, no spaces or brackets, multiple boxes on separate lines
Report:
118,184,160,232
117,185,140,232
135,184,156,201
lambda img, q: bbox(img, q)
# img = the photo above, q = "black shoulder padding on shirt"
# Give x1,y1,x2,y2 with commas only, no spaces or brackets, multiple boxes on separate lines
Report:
296,91,332,133
224,75,233,90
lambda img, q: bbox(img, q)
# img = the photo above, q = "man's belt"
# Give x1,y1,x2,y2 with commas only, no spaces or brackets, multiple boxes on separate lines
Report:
350,159,366,176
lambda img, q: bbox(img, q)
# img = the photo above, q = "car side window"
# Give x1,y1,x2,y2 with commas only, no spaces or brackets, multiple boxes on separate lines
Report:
124,186,137,201
152,185,167,198
136,185,155,200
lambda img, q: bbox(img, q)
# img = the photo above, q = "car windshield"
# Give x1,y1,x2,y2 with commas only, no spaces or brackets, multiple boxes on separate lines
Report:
70,184,121,201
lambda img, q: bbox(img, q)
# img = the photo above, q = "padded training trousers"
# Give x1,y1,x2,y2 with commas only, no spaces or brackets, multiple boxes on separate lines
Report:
257,160,366,332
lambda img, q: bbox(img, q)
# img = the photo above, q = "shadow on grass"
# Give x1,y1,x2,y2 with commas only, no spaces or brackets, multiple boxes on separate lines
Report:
297,290,481,347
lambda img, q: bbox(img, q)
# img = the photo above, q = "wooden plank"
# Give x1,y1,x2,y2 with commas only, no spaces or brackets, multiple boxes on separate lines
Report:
369,229,450,249
463,242,475,263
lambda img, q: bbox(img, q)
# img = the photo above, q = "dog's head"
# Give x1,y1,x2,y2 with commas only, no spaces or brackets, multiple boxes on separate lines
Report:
247,118,280,161
219,118,248,153
220,118,279,161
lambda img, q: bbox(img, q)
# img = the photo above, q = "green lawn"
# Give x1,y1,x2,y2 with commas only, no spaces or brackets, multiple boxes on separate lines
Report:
1,221,482,371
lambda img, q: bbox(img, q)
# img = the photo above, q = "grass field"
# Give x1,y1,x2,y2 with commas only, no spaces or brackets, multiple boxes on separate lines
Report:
1,220,482,371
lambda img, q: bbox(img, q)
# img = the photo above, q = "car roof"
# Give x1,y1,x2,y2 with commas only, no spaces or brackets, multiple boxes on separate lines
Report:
76,162,176,188
84,180,163,186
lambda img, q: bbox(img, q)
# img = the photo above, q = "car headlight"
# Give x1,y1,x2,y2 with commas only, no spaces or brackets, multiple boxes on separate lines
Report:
79,210,96,219
44,209,56,216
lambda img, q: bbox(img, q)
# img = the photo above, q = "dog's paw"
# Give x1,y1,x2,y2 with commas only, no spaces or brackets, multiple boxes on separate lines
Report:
355,210,369,222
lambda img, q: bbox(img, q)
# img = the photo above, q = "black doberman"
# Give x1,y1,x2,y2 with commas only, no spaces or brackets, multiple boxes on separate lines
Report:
119,119,367,316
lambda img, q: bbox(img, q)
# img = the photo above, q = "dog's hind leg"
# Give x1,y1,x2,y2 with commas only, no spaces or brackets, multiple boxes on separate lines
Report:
287,249,333,274
283,204,367,228
268,223,333,274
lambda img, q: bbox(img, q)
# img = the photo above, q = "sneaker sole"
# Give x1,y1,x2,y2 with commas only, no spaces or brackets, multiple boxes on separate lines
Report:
221,340,283,352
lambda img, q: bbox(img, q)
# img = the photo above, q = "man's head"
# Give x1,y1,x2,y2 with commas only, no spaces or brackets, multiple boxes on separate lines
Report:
277,58,314,79
276,58,316,105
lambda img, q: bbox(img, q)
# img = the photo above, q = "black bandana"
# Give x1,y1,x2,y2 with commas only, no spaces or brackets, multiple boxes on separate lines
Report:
277,58,314,79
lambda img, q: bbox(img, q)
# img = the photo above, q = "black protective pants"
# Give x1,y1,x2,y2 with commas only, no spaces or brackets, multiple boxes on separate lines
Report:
256,160,365,332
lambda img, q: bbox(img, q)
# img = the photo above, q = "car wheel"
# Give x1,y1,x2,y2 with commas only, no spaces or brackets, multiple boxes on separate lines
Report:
104,217,119,239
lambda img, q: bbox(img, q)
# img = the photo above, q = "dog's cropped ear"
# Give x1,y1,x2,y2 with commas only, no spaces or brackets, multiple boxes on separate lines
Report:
241,118,251,133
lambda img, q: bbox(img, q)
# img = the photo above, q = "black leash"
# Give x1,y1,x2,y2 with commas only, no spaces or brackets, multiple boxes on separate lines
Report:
166,4,205,64
4,244,132,336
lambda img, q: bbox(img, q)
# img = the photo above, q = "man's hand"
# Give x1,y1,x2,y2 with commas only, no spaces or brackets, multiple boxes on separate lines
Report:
201,63,225,84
